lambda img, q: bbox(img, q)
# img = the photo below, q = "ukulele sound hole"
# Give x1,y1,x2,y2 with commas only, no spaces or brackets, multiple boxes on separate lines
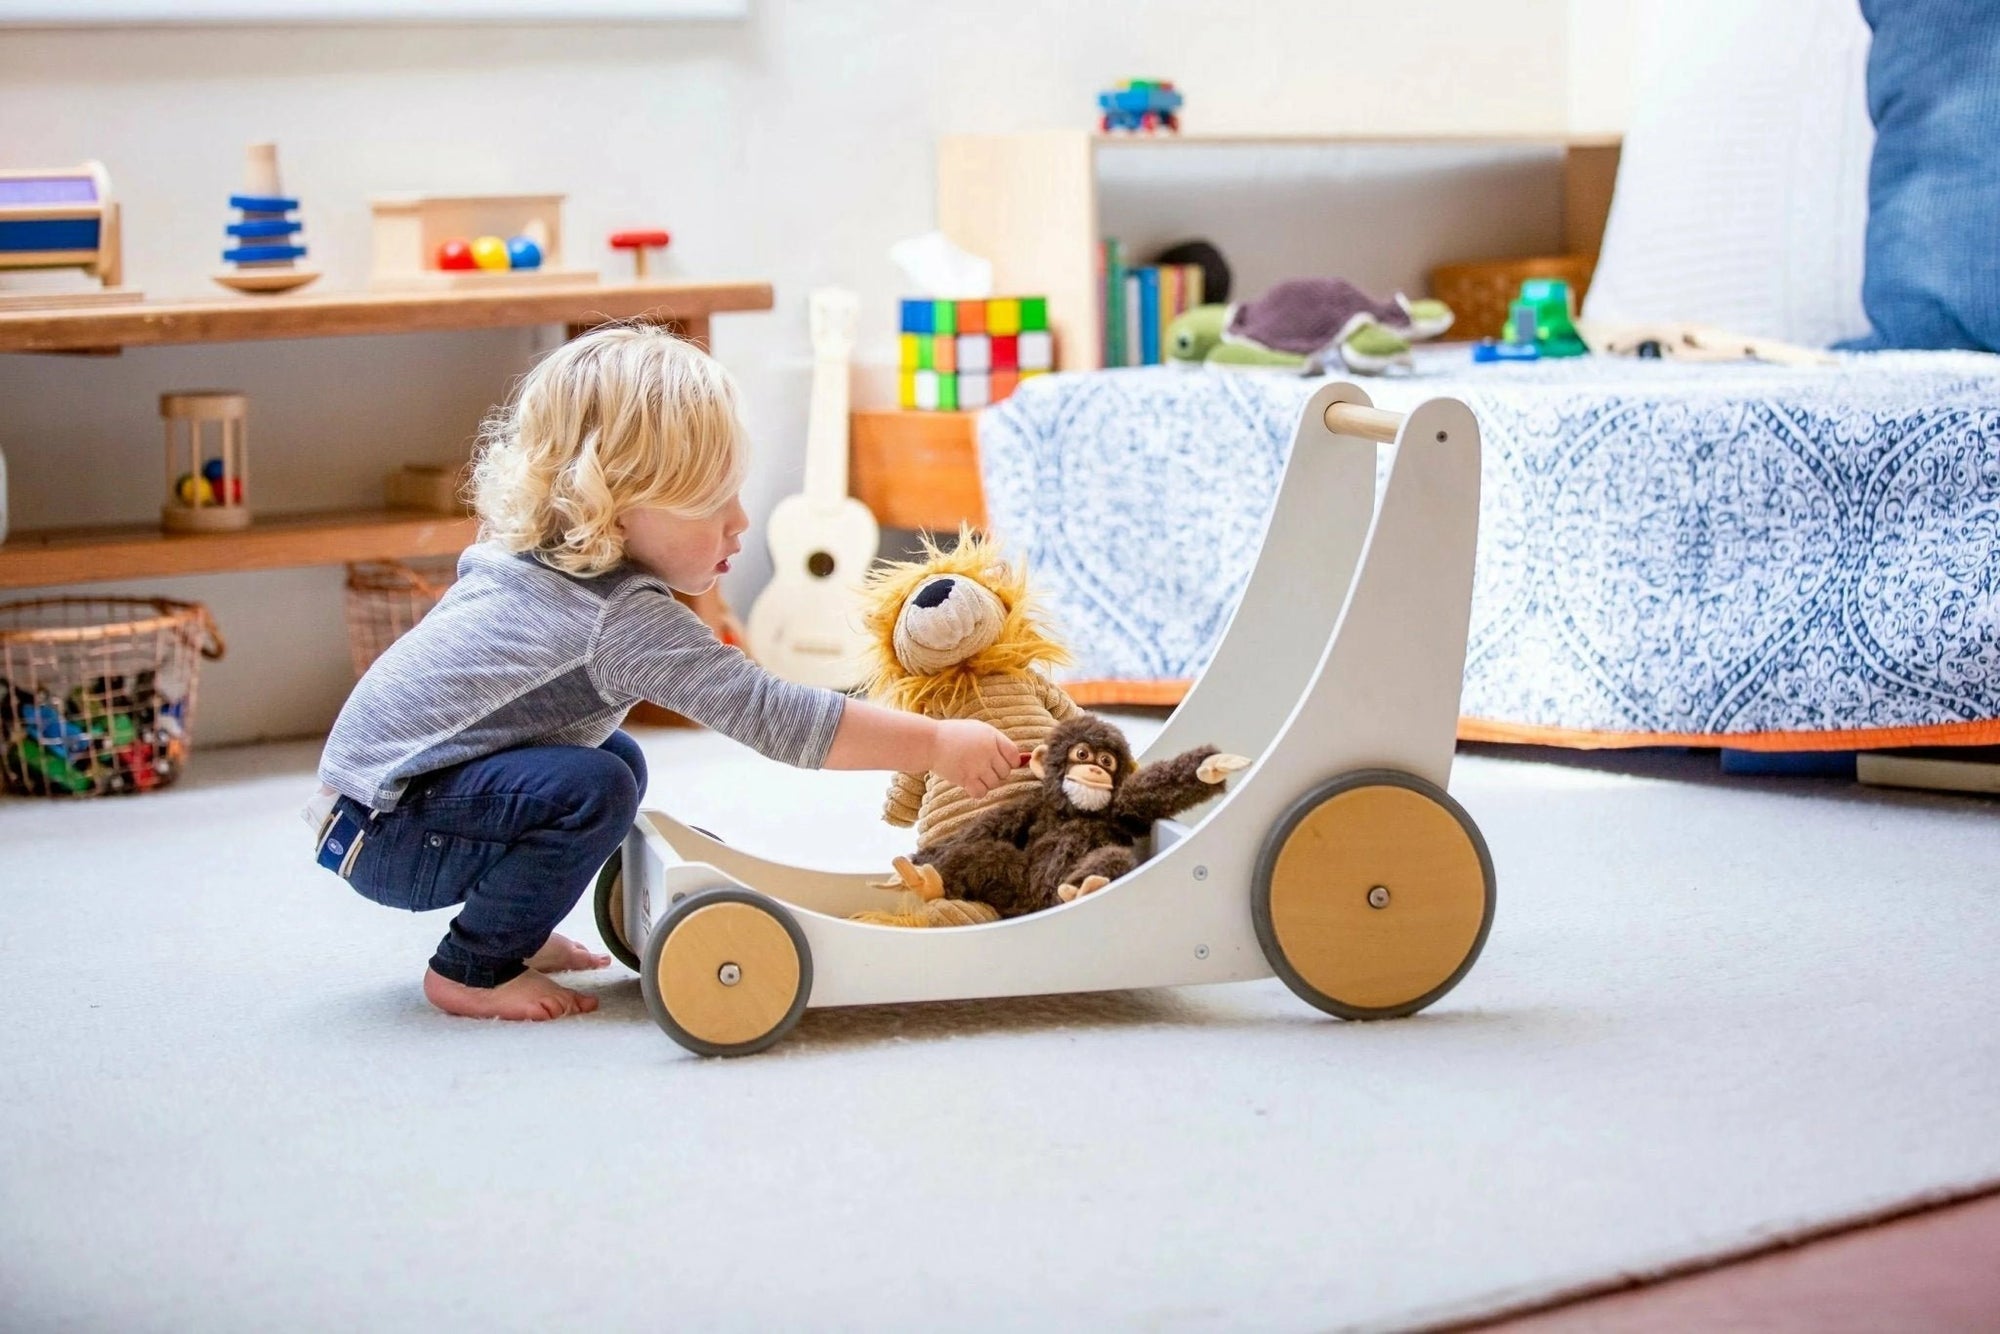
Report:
807,551,836,578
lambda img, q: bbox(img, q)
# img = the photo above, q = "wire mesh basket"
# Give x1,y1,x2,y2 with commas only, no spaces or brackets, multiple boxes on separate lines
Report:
344,558,458,678
0,597,226,798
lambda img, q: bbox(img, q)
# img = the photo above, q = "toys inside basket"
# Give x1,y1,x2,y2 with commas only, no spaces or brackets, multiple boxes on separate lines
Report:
343,558,458,678
0,597,225,798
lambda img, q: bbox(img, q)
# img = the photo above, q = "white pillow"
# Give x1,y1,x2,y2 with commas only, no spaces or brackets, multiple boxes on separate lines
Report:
1580,0,1874,348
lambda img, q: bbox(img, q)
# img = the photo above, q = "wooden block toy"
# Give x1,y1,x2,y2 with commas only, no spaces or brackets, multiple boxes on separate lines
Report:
0,161,139,309
214,143,318,296
370,194,594,291
1019,329,1054,371
895,294,1050,409
160,391,251,534
610,229,669,277
958,333,991,374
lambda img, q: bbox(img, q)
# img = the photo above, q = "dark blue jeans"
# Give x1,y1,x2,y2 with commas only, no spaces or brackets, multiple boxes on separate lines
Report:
325,731,644,987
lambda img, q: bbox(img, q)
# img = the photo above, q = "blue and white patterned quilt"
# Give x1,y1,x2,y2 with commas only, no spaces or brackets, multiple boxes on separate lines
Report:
977,351,2000,743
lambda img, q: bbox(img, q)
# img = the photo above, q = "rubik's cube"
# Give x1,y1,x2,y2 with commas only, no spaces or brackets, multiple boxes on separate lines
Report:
898,296,1053,411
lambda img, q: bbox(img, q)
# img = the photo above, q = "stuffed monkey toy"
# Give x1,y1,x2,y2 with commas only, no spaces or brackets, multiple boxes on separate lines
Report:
881,714,1250,919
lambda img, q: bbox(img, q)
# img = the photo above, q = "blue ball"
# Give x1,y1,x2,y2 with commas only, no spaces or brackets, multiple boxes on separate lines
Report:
202,458,224,483
505,235,543,270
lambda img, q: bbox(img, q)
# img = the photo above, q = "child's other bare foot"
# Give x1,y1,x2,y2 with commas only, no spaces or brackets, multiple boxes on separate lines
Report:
526,931,611,974
423,968,599,1021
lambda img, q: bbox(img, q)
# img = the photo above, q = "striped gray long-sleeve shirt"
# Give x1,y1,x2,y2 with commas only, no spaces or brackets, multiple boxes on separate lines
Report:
317,541,847,811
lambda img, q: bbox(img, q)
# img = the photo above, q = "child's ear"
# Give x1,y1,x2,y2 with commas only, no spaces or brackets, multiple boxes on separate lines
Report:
1028,744,1049,780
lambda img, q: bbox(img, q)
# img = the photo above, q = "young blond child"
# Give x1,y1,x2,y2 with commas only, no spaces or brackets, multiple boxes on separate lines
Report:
307,326,1019,1022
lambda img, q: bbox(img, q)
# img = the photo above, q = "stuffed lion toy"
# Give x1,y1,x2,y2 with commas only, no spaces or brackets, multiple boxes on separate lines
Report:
863,526,1083,846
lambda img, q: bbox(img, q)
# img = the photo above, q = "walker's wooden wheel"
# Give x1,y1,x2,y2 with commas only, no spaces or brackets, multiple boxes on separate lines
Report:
641,889,812,1057
592,851,640,973
1252,770,1495,1020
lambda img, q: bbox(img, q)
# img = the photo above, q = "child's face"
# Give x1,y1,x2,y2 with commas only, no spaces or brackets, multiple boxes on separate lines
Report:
618,492,748,594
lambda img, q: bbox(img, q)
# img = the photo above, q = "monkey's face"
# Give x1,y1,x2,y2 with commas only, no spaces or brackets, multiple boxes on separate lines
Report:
1031,719,1132,814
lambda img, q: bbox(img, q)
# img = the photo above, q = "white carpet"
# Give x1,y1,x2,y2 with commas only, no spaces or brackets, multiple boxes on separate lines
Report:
2,721,1997,1334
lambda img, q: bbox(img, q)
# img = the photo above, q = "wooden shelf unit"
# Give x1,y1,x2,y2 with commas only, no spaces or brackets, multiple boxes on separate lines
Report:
936,129,1621,372
0,508,479,590
850,410,985,531
0,279,772,354
0,279,772,593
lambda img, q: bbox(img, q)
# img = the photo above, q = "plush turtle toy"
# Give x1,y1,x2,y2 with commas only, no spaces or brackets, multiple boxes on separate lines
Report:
1167,278,1455,374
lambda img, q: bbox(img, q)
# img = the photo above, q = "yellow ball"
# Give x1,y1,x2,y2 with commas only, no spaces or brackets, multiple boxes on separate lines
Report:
470,236,511,271
175,473,215,506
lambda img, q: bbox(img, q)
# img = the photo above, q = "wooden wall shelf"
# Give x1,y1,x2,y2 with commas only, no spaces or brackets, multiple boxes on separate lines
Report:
0,279,773,354
0,509,480,590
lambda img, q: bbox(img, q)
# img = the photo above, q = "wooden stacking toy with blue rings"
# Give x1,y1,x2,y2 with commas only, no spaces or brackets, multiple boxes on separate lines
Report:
214,143,318,295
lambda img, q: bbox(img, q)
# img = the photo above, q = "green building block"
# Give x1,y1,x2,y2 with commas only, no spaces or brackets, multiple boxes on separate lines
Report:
937,373,958,411
1018,296,1048,332
931,300,956,336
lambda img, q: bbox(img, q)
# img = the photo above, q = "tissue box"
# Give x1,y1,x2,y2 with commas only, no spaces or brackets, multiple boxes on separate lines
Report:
898,296,1050,411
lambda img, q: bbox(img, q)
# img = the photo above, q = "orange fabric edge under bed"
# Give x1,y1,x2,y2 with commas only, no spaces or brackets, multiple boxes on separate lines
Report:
1062,679,2000,752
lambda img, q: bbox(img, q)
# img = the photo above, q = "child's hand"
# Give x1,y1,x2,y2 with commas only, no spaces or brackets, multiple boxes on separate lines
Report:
930,719,1023,799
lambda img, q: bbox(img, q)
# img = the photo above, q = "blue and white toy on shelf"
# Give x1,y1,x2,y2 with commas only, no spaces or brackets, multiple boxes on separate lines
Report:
214,142,317,296
1097,79,1183,134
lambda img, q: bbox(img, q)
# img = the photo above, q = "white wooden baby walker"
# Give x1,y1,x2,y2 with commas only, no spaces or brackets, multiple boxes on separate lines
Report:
598,383,1497,1056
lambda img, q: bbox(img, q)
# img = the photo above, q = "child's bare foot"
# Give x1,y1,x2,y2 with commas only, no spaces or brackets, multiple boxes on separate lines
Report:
526,931,611,974
423,967,600,1021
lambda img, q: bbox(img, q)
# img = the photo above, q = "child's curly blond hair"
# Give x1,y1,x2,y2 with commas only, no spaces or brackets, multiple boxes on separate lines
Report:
470,324,747,577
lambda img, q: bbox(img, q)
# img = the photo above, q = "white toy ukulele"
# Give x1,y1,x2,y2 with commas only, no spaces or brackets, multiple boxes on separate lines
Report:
747,288,881,688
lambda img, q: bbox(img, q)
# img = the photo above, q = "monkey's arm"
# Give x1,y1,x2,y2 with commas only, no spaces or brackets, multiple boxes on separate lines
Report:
882,770,926,828
1112,745,1244,824
940,787,1041,847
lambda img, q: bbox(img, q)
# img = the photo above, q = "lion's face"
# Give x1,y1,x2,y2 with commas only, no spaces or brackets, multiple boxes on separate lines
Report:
892,572,1007,674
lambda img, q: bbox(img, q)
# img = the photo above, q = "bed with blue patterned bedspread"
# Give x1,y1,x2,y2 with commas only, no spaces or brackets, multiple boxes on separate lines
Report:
976,351,2000,748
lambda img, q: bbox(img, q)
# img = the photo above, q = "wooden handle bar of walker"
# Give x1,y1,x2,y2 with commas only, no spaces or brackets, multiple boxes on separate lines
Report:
1322,401,1404,443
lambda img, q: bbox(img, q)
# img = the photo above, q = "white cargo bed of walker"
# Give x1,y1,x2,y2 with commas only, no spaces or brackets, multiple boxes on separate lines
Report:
595,384,1497,1056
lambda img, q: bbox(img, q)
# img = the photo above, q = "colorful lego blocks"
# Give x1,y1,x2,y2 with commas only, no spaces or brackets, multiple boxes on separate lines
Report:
898,296,1053,411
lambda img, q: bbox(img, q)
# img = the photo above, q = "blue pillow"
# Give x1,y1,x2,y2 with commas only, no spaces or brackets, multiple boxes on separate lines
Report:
1842,0,2000,352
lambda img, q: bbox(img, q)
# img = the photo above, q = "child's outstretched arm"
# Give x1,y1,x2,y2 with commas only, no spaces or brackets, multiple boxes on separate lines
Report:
826,700,1022,800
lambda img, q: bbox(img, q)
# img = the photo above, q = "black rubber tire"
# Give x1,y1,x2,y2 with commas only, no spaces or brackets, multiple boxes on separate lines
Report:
592,850,642,973
1251,769,1496,1020
641,887,813,1058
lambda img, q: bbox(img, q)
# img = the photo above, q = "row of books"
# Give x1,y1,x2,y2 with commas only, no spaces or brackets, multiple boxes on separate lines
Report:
1097,240,1207,367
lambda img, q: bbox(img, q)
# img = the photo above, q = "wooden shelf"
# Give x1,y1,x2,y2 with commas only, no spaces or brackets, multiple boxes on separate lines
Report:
937,131,1622,372
850,410,986,531
0,508,479,589
0,279,773,354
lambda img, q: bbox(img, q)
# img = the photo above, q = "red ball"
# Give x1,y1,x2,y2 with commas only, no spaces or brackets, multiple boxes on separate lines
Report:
223,477,244,505
436,239,477,271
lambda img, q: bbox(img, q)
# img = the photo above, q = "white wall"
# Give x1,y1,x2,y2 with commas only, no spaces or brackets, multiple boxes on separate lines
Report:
0,0,1618,745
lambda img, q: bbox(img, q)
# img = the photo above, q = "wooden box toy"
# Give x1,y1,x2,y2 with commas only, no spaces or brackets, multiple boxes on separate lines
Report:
369,193,595,291
0,162,136,309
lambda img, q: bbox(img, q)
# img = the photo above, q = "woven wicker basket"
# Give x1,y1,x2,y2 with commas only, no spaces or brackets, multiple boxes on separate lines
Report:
344,558,458,678
1429,254,1598,341
0,597,225,798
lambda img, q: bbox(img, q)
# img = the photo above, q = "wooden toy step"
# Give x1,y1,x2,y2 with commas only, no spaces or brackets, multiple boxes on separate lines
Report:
1252,770,1495,1019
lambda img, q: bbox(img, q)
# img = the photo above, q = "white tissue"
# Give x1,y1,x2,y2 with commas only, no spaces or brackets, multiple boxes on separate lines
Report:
890,231,993,298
